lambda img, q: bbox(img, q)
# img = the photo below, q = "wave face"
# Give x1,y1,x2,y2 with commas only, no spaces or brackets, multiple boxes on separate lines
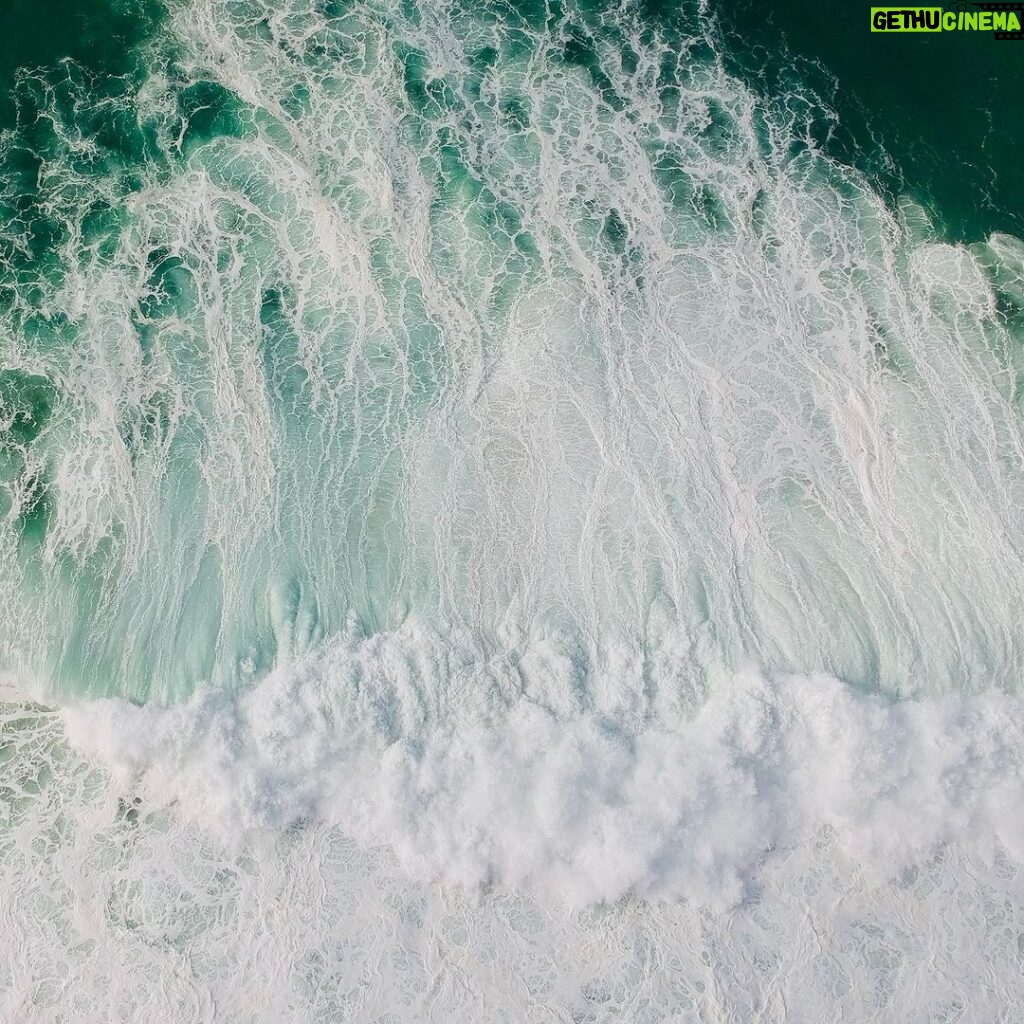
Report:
3,0,1024,1020
4,0,1024,702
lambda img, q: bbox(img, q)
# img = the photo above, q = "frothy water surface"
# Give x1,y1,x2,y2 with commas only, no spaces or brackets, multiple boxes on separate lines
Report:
3,0,1024,1020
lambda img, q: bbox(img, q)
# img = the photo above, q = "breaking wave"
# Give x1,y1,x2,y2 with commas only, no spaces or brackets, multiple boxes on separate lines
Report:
3,0,1024,1019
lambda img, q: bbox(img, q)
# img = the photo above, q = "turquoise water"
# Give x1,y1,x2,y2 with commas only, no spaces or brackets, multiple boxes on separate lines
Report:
3,2,1024,1021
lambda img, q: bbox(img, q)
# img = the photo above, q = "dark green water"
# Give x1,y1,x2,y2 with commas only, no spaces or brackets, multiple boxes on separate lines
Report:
1,0,1020,242
0,0,165,127
717,0,1024,241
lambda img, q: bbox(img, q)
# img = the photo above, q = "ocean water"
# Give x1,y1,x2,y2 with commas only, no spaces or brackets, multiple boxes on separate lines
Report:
3,0,1024,1020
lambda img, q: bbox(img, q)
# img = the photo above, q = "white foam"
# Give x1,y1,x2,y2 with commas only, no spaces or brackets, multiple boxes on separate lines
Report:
59,625,1024,909
3,654,1024,1022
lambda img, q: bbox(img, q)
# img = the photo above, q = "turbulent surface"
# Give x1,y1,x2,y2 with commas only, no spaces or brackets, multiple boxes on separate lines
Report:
5,0,1024,701
5,691,1024,1024
3,0,1024,1020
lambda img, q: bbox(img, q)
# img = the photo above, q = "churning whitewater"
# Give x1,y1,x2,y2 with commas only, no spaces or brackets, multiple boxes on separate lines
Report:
3,0,1024,1020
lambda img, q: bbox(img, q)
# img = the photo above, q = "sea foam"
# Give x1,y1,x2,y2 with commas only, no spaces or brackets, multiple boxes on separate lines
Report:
5,655,1024,1022
3,0,1024,703
58,629,1024,909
